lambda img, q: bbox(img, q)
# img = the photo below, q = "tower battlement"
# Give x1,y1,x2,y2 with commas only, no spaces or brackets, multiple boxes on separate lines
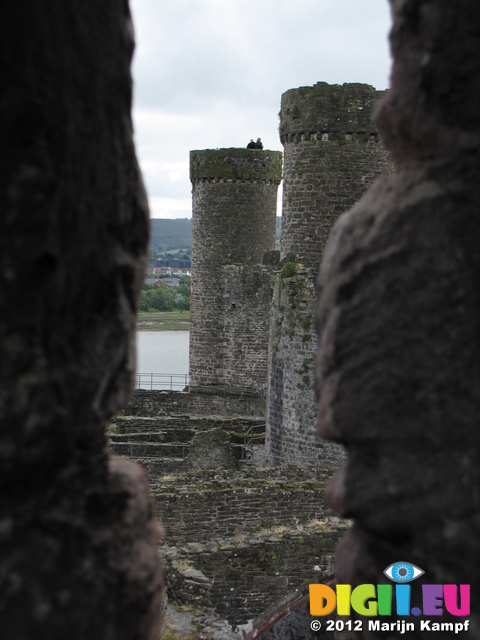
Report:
279,81,385,142
190,148,282,184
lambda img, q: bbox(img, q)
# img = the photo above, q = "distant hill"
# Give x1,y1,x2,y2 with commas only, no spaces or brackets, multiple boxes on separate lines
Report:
150,218,192,254
150,217,281,254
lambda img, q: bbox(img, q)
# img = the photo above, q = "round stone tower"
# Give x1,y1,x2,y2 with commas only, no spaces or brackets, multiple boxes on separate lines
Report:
266,82,394,465
189,147,282,394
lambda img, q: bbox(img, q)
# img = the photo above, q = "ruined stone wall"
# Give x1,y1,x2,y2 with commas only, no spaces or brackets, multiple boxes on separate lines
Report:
266,82,394,465
108,393,348,633
190,148,282,393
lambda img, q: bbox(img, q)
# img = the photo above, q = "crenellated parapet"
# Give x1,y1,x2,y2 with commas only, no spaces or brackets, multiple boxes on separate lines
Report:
190,148,282,184
279,81,385,142
281,130,382,143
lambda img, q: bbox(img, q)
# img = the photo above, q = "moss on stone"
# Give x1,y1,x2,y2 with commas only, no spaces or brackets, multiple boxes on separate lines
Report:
280,82,386,138
280,261,296,278
190,148,282,183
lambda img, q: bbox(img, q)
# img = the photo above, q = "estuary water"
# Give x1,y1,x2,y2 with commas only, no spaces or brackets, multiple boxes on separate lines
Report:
136,331,189,389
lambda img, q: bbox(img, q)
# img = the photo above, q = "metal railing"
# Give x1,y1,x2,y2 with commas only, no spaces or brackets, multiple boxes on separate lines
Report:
135,372,189,391
241,422,266,462
241,423,255,462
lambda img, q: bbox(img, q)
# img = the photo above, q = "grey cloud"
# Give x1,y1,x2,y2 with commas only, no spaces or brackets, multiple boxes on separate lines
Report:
131,0,391,112
129,0,392,217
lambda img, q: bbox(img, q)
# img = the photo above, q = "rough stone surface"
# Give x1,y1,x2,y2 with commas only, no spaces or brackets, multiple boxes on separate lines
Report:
124,389,266,417
280,82,385,140
163,599,243,640
266,82,394,466
108,414,267,475
279,83,392,278
315,1,480,637
162,525,340,628
189,148,282,393
152,466,338,545
0,3,163,638
109,385,350,633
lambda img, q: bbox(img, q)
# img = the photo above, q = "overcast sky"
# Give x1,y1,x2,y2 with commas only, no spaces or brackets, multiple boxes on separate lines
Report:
130,0,393,219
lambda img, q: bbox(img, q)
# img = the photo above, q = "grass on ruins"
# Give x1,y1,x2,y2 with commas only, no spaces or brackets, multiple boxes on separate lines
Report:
137,311,190,331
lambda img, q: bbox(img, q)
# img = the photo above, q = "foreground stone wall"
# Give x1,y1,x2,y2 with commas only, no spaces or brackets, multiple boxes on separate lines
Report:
316,1,480,637
266,82,394,466
0,2,163,638
190,148,282,394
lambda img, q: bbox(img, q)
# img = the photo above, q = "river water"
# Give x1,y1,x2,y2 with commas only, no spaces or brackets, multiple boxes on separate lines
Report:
136,331,189,390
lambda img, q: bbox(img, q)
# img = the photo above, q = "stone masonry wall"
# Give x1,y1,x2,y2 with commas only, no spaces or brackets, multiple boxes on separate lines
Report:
266,83,394,466
222,264,276,391
124,389,265,417
280,128,392,276
267,265,345,465
110,394,348,632
164,527,341,627
190,148,282,393
152,467,337,545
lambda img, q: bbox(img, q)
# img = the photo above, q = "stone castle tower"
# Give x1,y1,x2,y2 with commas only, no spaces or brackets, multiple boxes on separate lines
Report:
265,82,394,465
189,148,282,394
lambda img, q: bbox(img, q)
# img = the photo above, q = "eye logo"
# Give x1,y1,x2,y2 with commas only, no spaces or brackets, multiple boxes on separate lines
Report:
384,561,424,583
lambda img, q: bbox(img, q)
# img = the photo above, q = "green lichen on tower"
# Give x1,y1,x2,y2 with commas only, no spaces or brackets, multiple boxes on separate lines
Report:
279,82,386,138
190,148,282,183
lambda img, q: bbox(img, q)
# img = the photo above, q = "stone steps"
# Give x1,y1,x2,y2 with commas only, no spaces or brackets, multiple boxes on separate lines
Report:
110,428,265,446
108,414,267,470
